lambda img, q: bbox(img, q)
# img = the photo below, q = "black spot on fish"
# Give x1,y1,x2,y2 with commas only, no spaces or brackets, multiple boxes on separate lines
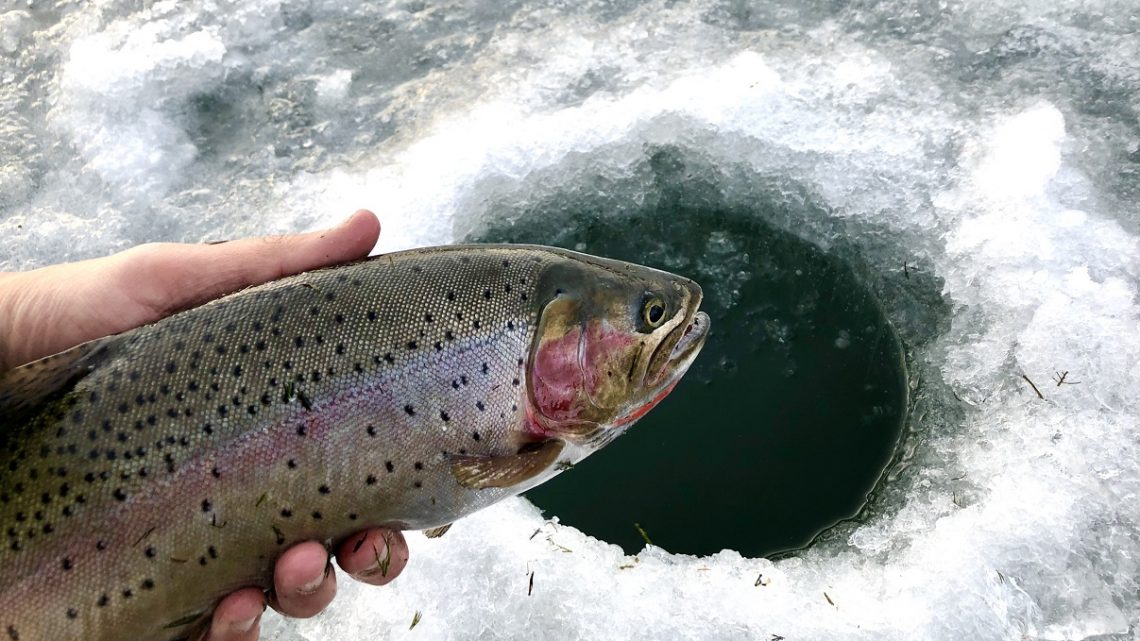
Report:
215,345,227,355
447,291,455,301
66,608,78,619
472,431,481,441
122,589,133,599
440,411,450,422
112,488,127,501
483,289,492,300
294,336,305,348
318,485,330,495
311,511,322,520
413,481,423,488
287,459,297,469
232,365,242,377
473,320,482,329
211,467,221,478
366,475,377,485
296,425,307,437
145,546,156,558
385,461,395,473
97,594,109,607
414,462,424,471
384,353,395,364
481,363,490,375
407,340,418,350
366,425,377,437
201,499,212,512
281,509,293,518
404,405,415,416
62,557,73,571
142,578,155,590
367,310,377,321
476,400,485,411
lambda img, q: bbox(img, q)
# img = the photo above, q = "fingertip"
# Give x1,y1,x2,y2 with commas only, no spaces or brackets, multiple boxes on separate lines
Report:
335,528,409,586
272,541,337,619
207,587,265,641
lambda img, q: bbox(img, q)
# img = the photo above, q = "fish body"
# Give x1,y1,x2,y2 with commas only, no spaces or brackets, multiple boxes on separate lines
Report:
0,244,708,641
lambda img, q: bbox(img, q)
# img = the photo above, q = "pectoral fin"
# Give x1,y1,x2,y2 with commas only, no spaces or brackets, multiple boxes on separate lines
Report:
423,524,452,538
449,440,565,490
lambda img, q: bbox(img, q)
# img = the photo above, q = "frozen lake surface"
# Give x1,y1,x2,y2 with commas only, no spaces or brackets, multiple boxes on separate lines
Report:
1,1,1137,639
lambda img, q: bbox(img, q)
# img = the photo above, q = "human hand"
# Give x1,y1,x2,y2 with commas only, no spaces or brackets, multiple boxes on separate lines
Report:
0,210,411,640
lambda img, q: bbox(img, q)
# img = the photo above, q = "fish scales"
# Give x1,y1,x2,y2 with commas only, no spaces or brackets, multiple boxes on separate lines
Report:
0,244,709,641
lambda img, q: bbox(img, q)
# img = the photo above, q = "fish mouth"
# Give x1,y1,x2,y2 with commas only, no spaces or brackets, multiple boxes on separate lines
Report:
611,309,709,430
646,306,710,390
669,311,709,363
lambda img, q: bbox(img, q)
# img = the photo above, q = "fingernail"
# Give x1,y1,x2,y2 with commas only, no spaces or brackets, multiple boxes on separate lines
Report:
298,571,324,595
232,615,258,633
354,539,392,578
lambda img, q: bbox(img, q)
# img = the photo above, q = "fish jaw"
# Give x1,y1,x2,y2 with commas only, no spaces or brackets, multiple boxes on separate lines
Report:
615,310,710,427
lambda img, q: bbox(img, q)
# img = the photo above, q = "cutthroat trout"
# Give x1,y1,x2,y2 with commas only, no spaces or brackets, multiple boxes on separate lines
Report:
0,244,708,641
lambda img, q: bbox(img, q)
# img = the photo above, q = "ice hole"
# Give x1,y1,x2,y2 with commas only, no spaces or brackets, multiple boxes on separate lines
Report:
469,149,916,557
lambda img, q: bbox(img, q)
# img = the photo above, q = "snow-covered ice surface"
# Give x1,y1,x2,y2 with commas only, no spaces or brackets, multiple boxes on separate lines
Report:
2,0,1138,639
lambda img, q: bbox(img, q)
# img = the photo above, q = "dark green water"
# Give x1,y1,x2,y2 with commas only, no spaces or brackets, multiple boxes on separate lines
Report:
470,203,907,558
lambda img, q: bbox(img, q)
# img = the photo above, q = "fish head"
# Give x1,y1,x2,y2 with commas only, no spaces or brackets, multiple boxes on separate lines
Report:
527,251,710,447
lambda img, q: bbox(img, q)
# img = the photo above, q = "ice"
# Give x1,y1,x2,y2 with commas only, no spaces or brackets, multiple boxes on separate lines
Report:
2,1,1138,640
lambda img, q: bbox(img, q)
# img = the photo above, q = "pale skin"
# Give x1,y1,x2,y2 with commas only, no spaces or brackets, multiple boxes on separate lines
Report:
0,210,410,641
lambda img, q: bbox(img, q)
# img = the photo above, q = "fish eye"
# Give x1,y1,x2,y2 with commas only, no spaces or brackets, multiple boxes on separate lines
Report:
642,296,666,329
